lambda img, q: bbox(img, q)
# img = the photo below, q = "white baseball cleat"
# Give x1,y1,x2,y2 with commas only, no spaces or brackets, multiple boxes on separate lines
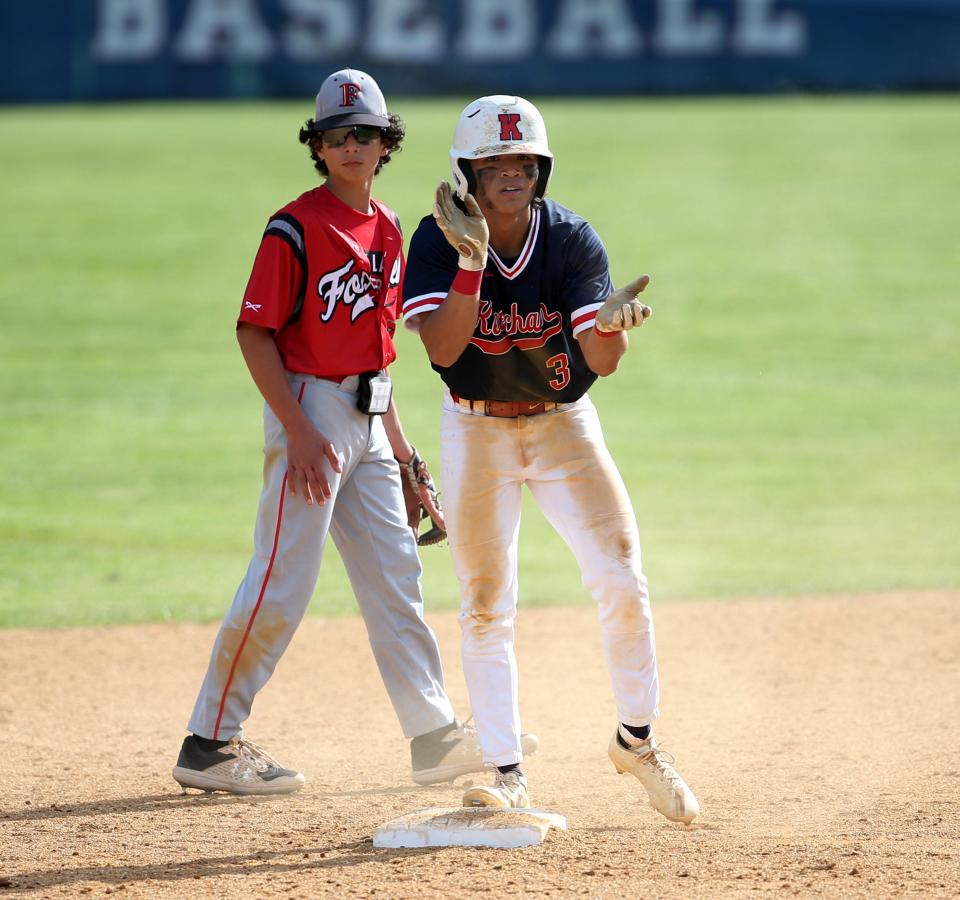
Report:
608,730,699,824
410,718,539,785
172,735,305,795
462,769,530,809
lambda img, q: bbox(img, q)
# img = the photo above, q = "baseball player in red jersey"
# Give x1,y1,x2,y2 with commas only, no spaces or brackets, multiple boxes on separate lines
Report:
402,96,699,822
172,72,535,795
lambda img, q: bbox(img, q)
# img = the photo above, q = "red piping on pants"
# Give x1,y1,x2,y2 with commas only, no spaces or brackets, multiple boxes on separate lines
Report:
212,381,306,739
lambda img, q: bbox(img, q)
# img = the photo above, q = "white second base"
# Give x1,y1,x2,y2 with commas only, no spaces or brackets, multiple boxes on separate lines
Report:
373,807,567,849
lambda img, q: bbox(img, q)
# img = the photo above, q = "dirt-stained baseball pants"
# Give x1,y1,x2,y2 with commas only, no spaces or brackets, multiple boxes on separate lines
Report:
188,373,455,742
440,391,660,767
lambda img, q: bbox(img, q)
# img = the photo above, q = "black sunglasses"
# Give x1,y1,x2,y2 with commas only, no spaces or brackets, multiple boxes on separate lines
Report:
319,125,384,148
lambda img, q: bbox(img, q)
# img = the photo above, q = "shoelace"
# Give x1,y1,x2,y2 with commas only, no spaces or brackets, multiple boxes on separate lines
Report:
494,769,525,790
493,771,524,797
636,742,685,789
229,738,279,772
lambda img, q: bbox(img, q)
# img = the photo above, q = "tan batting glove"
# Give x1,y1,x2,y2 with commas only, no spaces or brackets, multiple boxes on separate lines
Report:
594,275,653,333
433,181,489,271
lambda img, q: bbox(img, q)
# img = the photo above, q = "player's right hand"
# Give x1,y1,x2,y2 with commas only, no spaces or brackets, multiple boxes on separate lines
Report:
433,181,489,271
284,422,343,505
595,275,653,333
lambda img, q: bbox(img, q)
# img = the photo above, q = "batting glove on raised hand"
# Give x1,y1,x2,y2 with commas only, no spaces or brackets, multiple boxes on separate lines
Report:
396,446,447,547
595,275,653,333
433,181,489,271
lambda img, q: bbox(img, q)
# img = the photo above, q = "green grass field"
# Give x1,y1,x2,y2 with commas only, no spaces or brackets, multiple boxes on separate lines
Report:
1,96,957,628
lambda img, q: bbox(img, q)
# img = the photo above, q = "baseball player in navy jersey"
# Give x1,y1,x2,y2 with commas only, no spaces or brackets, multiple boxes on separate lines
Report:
172,72,537,796
402,96,699,822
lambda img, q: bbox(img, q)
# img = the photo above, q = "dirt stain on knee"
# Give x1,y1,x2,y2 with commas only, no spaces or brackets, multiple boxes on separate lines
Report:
608,597,649,633
459,570,511,638
464,585,502,633
214,610,289,688
582,514,639,565
465,608,499,637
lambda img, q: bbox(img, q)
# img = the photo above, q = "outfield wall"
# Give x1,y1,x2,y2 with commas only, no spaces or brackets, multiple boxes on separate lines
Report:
3,0,960,102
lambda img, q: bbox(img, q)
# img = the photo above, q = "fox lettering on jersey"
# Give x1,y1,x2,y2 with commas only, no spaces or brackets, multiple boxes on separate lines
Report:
318,257,377,323
316,249,398,323
471,301,563,355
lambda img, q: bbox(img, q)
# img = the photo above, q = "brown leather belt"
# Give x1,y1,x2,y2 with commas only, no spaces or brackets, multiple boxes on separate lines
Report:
451,393,558,418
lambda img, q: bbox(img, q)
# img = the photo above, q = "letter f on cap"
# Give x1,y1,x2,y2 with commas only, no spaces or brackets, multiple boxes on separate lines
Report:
340,83,361,107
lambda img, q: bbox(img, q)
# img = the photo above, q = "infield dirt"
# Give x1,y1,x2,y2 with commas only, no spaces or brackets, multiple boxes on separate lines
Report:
1,591,957,898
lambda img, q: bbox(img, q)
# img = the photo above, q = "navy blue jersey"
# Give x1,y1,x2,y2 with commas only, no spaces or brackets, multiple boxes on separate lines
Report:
402,200,615,403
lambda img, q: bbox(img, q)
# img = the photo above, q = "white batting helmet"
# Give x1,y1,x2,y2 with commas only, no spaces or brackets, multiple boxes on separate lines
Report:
450,95,554,200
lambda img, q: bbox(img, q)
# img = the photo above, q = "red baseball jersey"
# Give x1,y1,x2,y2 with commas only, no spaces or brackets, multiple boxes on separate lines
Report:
239,186,404,379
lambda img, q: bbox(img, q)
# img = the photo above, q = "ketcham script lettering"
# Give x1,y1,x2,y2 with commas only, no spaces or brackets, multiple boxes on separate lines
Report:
478,301,563,339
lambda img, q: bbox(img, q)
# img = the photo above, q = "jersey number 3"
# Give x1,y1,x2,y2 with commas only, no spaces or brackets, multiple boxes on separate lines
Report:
546,353,570,390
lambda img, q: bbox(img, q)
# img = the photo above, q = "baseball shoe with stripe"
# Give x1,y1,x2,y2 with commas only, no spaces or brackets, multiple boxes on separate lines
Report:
608,728,699,824
410,718,539,785
462,769,530,809
172,735,305,795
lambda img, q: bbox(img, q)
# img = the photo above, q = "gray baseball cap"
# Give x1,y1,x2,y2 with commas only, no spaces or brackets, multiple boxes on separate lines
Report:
313,69,390,131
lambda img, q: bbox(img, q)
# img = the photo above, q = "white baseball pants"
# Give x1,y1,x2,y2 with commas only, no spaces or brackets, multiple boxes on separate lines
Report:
440,391,660,767
188,373,455,742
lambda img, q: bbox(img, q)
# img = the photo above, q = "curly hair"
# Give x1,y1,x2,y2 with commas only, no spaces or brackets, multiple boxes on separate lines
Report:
298,114,405,178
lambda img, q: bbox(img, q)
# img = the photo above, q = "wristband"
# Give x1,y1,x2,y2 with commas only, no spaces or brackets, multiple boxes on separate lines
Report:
594,323,620,338
451,266,484,296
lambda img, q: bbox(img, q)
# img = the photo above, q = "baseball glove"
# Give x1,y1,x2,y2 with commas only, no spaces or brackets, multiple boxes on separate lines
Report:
397,447,446,546
433,181,489,271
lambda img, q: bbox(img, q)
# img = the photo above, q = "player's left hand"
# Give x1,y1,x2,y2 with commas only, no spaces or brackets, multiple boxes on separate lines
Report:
595,275,652,333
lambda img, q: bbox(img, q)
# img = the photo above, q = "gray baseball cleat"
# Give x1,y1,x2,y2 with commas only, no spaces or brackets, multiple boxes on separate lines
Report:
608,729,699,824
173,735,305,795
462,769,530,809
410,718,539,785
